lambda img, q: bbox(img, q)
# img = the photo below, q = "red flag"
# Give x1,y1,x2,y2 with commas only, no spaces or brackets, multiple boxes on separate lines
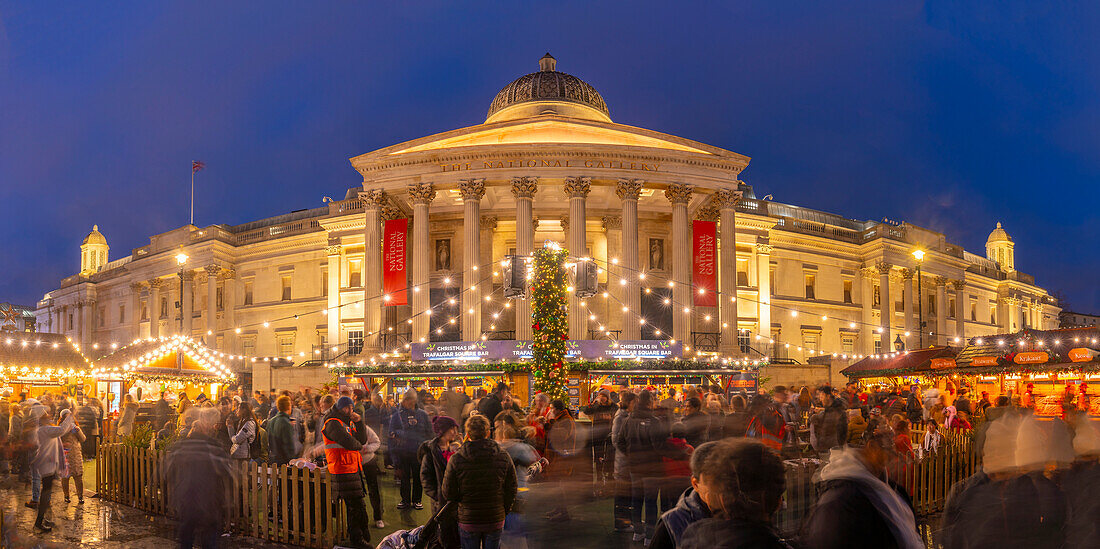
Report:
192,160,205,173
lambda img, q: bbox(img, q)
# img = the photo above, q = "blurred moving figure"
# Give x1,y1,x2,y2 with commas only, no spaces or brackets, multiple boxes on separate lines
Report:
165,408,233,548
442,414,518,549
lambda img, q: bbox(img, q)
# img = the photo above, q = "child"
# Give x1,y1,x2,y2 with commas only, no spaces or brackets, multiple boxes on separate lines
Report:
919,421,944,459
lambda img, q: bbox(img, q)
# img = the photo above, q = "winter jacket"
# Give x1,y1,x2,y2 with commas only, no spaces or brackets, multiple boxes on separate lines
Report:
723,411,750,438
661,437,693,478
681,517,792,549
809,400,848,453
614,408,667,476
164,433,233,524
500,439,540,490
419,437,451,509
389,406,432,455
266,411,296,465
152,398,172,430
117,403,138,437
940,470,1066,549
322,408,368,499
32,414,75,477
582,401,617,442
228,418,257,459
476,393,504,428
649,487,711,549
680,411,710,448
440,438,518,527
1062,461,1100,549
847,414,868,445
611,408,630,480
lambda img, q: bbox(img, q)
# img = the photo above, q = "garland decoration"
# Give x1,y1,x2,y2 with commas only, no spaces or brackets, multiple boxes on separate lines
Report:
530,244,570,401
329,358,764,376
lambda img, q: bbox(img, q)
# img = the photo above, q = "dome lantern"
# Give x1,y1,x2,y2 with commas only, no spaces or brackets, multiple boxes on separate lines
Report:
985,222,1015,272
486,54,611,123
80,224,109,275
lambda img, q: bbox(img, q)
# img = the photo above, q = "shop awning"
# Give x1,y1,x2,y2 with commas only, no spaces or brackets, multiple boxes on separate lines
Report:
0,332,92,383
841,346,957,379
953,327,1100,375
92,336,236,382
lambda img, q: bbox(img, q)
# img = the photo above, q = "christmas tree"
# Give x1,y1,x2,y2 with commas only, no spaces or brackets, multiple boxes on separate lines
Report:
531,244,569,401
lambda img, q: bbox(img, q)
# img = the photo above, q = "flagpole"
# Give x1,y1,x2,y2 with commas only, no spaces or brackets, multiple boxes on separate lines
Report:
190,163,195,226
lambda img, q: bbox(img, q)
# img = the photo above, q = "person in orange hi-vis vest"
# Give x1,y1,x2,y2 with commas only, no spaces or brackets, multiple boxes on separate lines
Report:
323,396,371,549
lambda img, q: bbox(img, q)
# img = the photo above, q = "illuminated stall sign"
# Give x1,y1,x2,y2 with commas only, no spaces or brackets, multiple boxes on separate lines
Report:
410,339,683,362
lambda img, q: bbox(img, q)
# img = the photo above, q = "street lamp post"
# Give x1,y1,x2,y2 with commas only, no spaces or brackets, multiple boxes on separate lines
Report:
176,252,188,335
912,249,925,348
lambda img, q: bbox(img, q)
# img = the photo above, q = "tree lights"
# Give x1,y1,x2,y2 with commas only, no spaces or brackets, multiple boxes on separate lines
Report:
530,243,570,400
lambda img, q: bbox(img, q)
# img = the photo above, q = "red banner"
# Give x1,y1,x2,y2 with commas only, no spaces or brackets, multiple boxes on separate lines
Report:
383,218,408,306
692,220,717,307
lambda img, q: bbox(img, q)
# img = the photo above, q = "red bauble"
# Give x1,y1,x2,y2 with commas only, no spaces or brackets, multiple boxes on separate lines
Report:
561,334,568,341
533,323,540,331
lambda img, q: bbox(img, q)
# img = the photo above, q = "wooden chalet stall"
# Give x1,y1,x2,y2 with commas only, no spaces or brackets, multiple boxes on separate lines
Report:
91,335,237,414
841,346,958,391
0,332,93,398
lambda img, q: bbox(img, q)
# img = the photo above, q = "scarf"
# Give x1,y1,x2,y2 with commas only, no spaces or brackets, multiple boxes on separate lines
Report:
818,447,924,549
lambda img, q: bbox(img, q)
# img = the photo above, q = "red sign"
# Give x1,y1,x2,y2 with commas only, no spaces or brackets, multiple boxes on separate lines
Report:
930,358,956,370
971,356,999,367
1014,351,1049,365
692,220,717,307
383,218,408,306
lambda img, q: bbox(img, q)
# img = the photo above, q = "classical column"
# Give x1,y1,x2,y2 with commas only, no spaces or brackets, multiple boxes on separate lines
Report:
181,271,195,337
360,189,386,351
603,216,623,337
205,265,220,347
326,242,342,349
756,243,773,344
860,268,875,354
616,179,643,339
512,177,537,340
459,179,486,341
899,268,914,350
934,276,948,345
75,301,85,349
876,262,892,352
148,279,162,338
221,268,237,351
480,216,498,334
564,176,591,341
716,188,742,355
666,183,694,345
952,280,966,343
130,282,144,338
408,183,435,342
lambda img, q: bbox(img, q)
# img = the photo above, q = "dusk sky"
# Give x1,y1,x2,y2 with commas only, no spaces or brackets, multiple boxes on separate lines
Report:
2,2,1098,312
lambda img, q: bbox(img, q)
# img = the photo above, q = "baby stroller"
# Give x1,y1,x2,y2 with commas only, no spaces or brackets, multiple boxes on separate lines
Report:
376,502,453,549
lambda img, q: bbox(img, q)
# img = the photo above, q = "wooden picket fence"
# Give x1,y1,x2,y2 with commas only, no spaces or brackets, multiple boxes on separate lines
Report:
774,429,980,537
96,444,348,548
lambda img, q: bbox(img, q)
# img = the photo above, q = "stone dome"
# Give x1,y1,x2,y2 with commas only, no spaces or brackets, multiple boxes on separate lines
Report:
987,222,1013,244
82,224,107,245
486,53,610,123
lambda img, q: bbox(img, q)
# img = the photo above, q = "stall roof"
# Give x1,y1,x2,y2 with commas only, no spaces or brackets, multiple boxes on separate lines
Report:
841,347,956,379
954,327,1100,371
92,336,235,380
0,332,92,374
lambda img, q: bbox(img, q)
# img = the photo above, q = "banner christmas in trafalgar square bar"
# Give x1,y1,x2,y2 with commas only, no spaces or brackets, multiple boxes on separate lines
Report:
692,220,717,307
383,218,408,306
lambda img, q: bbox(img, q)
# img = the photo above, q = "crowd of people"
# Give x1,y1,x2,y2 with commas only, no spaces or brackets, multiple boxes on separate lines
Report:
1,380,1097,549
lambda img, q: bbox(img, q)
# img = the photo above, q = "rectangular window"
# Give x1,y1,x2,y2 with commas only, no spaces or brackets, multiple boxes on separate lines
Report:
971,301,977,322
98,307,105,327
949,297,956,319
874,339,883,354
140,300,148,321
68,313,73,330
737,329,750,353
349,259,363,288
347,330,364,355
321,269,329,297
842,336,855,353
802,332,819,351
843,280,853,303
990,303,997,324
277,334,295,357
317,330,327,347
244,281,254,306
281,275,292,301
118,304,125,324
927,294,936,316
216,287,224,311
242,337,256,358
804,274,816,300
769,268,776,295
736,259,749,287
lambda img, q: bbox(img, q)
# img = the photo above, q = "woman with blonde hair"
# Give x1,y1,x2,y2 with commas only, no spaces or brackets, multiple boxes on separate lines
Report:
117,394,139,438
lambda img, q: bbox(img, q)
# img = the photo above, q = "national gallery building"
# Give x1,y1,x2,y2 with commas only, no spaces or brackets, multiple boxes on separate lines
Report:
36,54,1060,387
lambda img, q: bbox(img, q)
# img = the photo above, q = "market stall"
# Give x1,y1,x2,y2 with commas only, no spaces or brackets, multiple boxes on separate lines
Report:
840,347,958,392
0,332,93,399
91,335,238,412
338,367,509,403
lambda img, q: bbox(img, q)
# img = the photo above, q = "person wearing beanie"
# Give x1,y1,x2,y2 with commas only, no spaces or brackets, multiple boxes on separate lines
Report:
322,395,371,548
418,415,461,548
389,388,432,510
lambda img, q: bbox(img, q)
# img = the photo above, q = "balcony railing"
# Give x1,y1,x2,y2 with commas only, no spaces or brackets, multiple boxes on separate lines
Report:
380,332,412,352
691,331,720,352
588,329,622,340
484,330,516,341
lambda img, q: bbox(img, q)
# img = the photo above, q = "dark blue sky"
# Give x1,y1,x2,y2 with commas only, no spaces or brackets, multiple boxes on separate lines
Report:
2,2,1097,312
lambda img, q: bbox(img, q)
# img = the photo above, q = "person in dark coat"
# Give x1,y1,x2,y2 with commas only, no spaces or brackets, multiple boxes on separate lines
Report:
809,386,848,456
679,397,710,448
614,390,667,544
164,407,233,548
322,396,371,548
389,388,432,509
678,440,790,549
419,415,461,549
152,392,172,431
800,432,923,549
649,441,721,549
476,383,508,432
582,389,618,485
441,414,518,549
265,395,296,466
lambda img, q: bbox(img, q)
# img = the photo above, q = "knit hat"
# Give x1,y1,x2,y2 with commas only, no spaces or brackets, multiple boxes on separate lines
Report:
432,415,459,436
335,396,354,412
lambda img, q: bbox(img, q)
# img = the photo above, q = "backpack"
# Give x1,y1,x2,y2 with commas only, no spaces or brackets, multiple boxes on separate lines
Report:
250,421,268,462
